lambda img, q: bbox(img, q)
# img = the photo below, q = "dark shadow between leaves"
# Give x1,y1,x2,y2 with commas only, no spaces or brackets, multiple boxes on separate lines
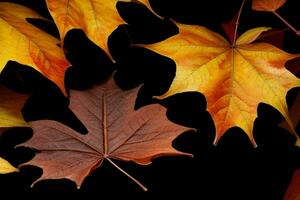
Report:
0,62,55,94
23,93,88,135
114,47,176,103
64,29,115,90
0,128,34,166
0,60,89,135
143,0,240,28
254,102,297,148
26,18,60,39
116,1,178,44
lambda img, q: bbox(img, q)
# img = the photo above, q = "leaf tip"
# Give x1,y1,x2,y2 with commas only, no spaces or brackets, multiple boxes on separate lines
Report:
0,157,19,174
152,95,163,100
213,135,220,146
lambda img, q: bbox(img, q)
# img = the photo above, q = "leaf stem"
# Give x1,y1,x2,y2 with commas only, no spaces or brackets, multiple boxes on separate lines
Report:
106,157,148,192
272,11,300,36
232,0,246,47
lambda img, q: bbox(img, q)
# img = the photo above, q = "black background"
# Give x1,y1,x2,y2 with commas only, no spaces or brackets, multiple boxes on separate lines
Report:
0,0,300,199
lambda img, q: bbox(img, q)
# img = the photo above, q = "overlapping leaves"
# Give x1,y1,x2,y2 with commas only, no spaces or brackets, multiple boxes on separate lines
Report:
0,3,70,95
0,0,299,195
45,0,152,58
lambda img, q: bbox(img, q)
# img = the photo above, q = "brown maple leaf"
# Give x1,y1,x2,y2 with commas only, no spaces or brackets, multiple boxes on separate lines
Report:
19,75,193,190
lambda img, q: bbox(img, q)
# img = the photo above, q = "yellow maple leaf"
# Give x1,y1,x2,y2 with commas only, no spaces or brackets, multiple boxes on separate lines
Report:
0,3,70,96
252,0,286,12
141,23,300,146
45,0,154,59
0,85,29,174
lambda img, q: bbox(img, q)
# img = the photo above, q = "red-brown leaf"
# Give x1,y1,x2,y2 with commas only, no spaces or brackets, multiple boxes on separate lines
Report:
20,76,192,188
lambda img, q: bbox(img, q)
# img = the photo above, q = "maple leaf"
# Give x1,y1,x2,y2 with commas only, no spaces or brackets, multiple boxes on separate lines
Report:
0,85,29,174
139,23,300,146
284,169,300,200
252,0,286,12
45,0,153,59
19,76,192,190
0,3,70,95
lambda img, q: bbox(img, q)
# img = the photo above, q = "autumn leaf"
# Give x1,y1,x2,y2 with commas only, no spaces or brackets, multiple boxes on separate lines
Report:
0,3,70,95
0,157,18,174
252,0,286,12
19,75,192,190
0,85,29,174
284,169,300,200
139,23,300,146
45,0,153,59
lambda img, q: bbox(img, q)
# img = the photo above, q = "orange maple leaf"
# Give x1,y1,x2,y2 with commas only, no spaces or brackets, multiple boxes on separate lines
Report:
140,24,300,146
252,0,286,12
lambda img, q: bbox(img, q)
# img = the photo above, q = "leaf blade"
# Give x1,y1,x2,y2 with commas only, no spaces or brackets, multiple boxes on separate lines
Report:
236,27,271,45
20,76,192,188
0,3,70,95
142,23,300,145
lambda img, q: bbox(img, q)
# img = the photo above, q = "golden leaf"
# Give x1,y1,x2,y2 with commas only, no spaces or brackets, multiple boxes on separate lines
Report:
0,3,70,95
45,0,156,59
142,23,300,146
